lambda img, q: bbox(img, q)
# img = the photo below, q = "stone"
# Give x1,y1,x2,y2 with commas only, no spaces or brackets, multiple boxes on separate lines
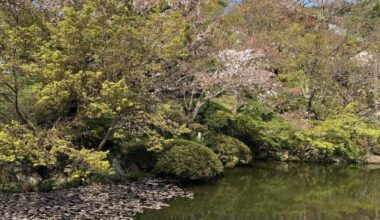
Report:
365,154,380,164
15,172,42,185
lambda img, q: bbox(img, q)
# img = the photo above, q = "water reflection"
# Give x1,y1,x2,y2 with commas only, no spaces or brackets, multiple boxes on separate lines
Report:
137,162,380,220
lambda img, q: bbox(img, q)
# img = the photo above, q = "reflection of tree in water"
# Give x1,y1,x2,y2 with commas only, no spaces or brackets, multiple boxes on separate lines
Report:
137,163,380,220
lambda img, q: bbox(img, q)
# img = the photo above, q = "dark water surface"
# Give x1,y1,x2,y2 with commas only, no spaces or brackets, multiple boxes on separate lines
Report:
137,162,380,220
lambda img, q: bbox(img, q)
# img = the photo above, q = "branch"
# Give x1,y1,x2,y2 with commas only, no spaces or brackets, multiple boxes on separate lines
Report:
0,92,14,104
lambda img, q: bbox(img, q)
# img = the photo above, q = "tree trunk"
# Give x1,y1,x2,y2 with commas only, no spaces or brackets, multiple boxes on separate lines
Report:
14,97,34,131
191,101,204,122
98,119,117,150
307,92,315,119
112,157,127,180
232,94,241,114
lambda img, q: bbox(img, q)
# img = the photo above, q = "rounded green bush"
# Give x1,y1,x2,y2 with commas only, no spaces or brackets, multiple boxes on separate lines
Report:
205,134,252,168
155,140,223,180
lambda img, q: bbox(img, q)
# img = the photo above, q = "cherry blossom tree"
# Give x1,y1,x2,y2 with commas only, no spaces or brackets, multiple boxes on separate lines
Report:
180,49,277,121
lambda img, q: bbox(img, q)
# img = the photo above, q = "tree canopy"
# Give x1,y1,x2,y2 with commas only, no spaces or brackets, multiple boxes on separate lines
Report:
0,0,379,189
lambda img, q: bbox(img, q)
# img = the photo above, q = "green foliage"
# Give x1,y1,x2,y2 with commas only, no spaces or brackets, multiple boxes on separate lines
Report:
128,169,147,181
146,101,191,151
155,139,224,180
0,0,191,183
211,95,238,112
205,134,252,168
204,100,380,162
295,112,380,161
0,122,113,183
143,8,190,67
37,179,54,192
0,122,58,167
0,183,32,193
238,99,276,121
152,101,191,138
205,110,233,133
64,148,113,180
158,0,171,12
199,100,232,125
205,101,294,150
370,0,380,18
0,0,379,190
275,93,308,114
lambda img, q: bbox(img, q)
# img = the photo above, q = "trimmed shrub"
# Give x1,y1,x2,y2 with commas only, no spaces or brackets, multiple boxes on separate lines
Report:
155,139,223,180
205,134,252,168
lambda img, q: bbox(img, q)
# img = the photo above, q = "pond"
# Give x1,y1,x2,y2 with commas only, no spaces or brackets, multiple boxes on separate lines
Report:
137,162,380,220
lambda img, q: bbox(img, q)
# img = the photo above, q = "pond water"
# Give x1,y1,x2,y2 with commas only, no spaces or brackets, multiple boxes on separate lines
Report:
137,162,380,220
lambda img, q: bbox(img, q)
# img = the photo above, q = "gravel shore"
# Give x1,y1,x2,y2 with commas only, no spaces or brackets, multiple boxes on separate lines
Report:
0,178,193,220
